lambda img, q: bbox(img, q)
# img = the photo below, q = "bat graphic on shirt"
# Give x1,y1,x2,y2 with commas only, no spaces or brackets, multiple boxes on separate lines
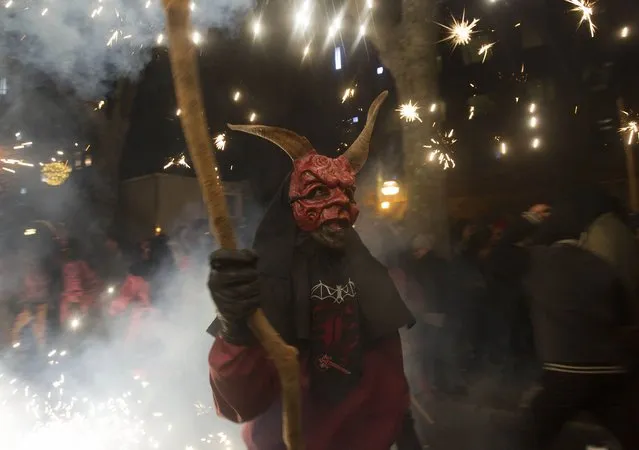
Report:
310,279,356,304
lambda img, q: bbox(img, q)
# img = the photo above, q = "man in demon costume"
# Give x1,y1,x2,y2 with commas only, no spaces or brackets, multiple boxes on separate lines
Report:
207,91,420,449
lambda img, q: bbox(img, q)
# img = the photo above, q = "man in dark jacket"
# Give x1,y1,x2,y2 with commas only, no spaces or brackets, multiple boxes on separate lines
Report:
490,192,638,449
206,92,417,450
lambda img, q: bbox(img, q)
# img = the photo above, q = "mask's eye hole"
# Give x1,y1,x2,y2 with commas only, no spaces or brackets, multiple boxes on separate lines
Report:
308,186,330,200
344,186,356,201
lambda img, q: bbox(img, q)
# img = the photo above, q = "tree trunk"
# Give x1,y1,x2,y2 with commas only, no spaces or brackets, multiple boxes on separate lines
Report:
91,78,138,232
371,0,449,254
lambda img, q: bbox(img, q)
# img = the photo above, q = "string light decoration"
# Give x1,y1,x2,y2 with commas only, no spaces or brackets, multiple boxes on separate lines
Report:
41,161,72,186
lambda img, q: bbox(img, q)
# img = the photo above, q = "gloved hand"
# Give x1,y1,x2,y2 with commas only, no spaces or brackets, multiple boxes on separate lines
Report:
208,249,260,345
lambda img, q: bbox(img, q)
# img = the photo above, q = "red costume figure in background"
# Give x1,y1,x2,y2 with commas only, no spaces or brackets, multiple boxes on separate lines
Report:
208,92,420,450
110,273,152,341
60,242,100,324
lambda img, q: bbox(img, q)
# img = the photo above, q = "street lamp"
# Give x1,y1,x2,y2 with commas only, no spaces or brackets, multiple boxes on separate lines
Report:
380,180,400,196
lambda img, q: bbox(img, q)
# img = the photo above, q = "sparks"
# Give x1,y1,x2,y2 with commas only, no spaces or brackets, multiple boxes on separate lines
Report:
620,111,639,145
341,88,355,103
478,42,495,63
397,101,423,123
439,11,480,49
424,128,457,170
214,133,226,151
565,0,597,37
163,153,190,170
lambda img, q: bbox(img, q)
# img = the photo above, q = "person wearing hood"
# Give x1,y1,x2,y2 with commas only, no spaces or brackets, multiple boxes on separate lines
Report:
109,241,154,342
206,92,416,450
489,188,639,449
59,239,101,327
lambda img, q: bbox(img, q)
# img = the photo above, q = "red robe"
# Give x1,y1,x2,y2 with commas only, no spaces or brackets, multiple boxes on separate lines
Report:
60,260,100,322
110,274,152,341
208,334,409,450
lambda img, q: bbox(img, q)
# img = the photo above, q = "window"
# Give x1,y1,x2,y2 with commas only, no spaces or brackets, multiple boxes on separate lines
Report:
0,77,7,95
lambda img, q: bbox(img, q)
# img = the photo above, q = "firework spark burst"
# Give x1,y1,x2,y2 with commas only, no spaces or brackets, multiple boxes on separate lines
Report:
565,0,597,37
214,133,227,151
439,11,480,49
620,110,639,145
0,348,235,450
425,128,457,170
163,153,191,170
397,101,423,123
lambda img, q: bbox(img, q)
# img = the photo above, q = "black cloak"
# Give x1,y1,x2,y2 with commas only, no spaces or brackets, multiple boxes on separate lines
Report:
209,175,414,347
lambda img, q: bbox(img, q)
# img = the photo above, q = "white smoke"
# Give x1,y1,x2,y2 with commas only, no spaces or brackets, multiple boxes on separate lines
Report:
0,272,242,450
1,0,252,97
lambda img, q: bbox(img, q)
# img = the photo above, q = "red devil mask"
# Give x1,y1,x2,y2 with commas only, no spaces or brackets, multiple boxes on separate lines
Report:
228,91,388,234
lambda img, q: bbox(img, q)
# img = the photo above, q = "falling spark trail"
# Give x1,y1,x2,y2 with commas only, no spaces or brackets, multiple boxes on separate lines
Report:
478,42,495,63
620,111,639,145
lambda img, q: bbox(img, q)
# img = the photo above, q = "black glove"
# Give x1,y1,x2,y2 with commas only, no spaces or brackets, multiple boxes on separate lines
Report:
208,249,260,345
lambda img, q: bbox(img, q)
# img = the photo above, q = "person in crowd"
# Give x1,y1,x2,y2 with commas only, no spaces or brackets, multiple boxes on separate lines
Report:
400,233,449,397
109,241,153,342
59,239,101,326
207,92,418,449
11,251,51,350
490,189,639,449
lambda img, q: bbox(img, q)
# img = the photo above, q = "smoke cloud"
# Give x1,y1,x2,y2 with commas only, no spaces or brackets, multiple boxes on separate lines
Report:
1,0,252,98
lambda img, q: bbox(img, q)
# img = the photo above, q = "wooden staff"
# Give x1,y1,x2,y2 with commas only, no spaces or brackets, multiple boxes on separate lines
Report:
162,2,303,449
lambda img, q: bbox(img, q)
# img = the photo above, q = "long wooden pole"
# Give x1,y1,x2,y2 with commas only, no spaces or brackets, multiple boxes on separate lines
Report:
617,98,638,212
162,2,303,449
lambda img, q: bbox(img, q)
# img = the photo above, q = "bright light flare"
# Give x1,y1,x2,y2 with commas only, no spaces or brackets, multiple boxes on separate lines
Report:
531,137,541,149
397,101,423,123
232,91,241,102
69,316,82,330
214,133,226,151
249,112,257,123
341,87,355,103
191,31,203,45
328,16,342,38
252,19,262,37
529,116,539,128
380,201,390,210
439,11,480,49
620,26,630,39
620,111,639,145
565,0,597,37
381,181,400,196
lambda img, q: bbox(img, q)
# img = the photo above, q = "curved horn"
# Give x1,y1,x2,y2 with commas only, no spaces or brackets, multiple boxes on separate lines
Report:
343,90,389,172
227,124,313,160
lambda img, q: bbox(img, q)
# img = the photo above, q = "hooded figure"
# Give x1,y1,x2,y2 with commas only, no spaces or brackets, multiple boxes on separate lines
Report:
206,92,416,450
489,189,639,450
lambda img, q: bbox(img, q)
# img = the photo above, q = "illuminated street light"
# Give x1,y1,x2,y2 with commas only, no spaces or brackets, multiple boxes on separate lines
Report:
381,180,400,196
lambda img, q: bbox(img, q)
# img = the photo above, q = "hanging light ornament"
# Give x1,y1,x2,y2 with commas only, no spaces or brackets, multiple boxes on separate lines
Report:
41,161,72,186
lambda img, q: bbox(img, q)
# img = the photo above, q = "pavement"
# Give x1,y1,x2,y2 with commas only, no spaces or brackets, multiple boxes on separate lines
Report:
411,374,619,450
